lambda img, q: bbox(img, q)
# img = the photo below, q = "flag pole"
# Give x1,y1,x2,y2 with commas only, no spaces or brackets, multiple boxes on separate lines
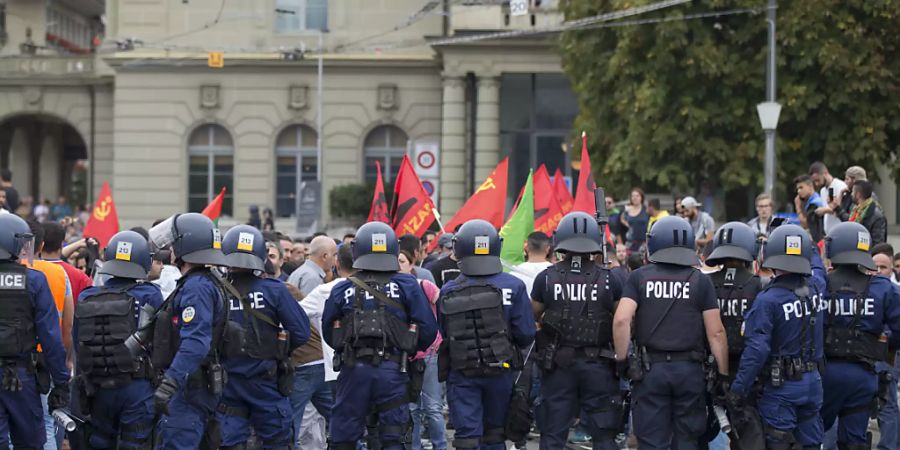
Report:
433,208,446,233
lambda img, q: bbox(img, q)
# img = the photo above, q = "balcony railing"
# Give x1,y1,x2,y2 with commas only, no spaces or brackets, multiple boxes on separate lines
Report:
449,1,563,35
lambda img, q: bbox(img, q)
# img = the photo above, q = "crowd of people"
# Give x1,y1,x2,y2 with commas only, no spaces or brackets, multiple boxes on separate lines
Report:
0,157,898,450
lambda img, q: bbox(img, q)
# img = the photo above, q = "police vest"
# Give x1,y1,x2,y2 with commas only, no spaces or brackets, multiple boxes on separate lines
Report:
150,269,229,372
824,272,885,368
75,284,145,388
335,277,416,365
440,282,519,377
222,274,283,361
541,263,613,352
763,277,819,364
0,263,35,359
710,268,761,358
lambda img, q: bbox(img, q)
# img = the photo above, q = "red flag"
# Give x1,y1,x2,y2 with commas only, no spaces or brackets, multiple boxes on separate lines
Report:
201,187,226,222
83,181,119,248
572,132,597,215
368,161,391,223
533,165,564,235
553,168,574,214
390,155,437,238
445,158,509,232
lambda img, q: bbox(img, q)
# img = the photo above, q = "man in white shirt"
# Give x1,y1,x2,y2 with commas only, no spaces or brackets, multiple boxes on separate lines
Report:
809,161,848,234
510,231,553,296
290,245,354,449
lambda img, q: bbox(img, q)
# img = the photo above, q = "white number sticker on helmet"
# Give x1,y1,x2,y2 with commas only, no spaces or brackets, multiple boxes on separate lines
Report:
372,233,387,252
474,236,490,255
857,231,870,251
238,232,255,251
785,235,802,255
115,241,133,261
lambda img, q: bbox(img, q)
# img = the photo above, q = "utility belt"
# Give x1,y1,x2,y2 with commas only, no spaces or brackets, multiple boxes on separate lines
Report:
335,346,404,371
539,342,615,371
625,346,704,382
765,356,821,387
186,361,227,395
645,350,705,364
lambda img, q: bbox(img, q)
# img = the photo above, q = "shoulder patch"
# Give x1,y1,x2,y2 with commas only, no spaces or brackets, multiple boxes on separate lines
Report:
182,306,196,323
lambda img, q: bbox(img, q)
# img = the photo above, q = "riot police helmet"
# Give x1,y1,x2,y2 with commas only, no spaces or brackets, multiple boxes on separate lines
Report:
646,215,699,266
222,225,267,271
148,213,226,266
351,221,400,272
706,222,759,266
453,219,502,276
553,211,604,254
761,224,812,275
0,214,34,261
100,230,152,279
824,221,875,271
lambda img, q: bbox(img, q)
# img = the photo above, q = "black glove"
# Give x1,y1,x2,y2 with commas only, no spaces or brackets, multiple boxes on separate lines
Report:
48,382,70,412
715,375,730,400
725,390,746,411
615,359,629,380
154,376,179,416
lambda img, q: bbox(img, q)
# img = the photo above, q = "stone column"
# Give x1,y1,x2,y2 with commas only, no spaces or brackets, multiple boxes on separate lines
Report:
474,76,500,184
439,75,467,216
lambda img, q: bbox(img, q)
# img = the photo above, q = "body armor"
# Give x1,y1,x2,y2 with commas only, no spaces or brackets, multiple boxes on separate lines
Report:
541,265,613,353
75,284,145,389
440,282,519,377
332,277,415,367
825,271,885,370
0,263,35,359
710,267,761,359
223,274,282,361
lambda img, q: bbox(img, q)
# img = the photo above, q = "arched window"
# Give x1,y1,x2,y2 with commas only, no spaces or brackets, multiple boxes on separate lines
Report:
275,124,318,218
188,124,233,215
363,125,408,184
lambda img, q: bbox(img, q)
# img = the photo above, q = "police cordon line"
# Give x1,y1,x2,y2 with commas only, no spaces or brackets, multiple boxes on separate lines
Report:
0,186,898,450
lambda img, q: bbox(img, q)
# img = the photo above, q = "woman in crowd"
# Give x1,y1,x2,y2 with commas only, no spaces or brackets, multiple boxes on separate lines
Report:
619,187,649,253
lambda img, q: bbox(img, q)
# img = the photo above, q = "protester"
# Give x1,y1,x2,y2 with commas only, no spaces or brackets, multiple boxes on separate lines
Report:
399,233,437,284
342,233,355,246
606,195,625,243
262,207,275,231
50,196,73,221
680,196,715,250
34,198,50,222
837,166,867,221
894,252,900,286
428,237,461,288
747,192,775,239
267,240,289,281
794,174,826,242
0,168,20,213
849,180,886,245
619,187,649,252
509,231,552,296
291,240,308,265
41,222,92,306
288,235,337,296
809,161,848,234
247,205,262,229
399,249,447,450
615,243,628,267
646,197,668,230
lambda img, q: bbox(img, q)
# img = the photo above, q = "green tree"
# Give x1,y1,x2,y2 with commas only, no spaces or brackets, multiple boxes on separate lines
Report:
560,0,899,203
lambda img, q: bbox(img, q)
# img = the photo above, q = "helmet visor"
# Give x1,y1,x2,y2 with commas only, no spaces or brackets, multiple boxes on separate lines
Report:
16,233,34,266
148,215,179,251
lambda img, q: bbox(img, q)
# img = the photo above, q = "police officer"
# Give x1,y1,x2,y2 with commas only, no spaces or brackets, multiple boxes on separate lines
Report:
218,225,311,449
730,224,827,450
149,213,230,450
821,222,900,449
437,219,536,450
612,215,728,450
0,213,70,450
322,221,438,450
73,230,163,449
531,211,623,450
706,222,763,378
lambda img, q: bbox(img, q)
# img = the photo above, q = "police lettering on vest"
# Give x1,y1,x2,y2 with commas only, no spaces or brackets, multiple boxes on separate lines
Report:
711,267,761,358
645,280,691,299
781,293,826,321
0,264,35,358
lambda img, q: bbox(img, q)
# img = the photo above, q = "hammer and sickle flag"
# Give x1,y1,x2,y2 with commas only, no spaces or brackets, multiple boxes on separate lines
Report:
444,158,509,233
83,181,120,248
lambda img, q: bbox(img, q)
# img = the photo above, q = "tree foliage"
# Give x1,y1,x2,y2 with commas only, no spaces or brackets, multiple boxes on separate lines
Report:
559,0,899,199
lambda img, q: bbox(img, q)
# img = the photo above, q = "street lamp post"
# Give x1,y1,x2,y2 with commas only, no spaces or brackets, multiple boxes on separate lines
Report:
759,0,779,200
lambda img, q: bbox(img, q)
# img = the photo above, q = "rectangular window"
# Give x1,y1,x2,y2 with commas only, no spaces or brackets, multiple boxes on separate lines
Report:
276,155,298,217
275,0,327,33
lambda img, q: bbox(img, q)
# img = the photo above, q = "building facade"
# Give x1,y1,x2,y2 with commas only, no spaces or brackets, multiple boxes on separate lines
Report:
1,0,895,232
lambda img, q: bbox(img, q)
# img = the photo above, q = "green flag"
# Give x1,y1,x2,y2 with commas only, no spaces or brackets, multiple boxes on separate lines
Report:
500,170,534,267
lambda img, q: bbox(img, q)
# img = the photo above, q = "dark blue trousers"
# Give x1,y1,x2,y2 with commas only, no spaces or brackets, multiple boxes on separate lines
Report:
446,370,513,450
89,379,155,449
0,369,44,448
330,361,410,450
822,361,875,447
156,382,219,450
217,374,293,448
539,358,620,450
758,371,823,447
632,361,706,450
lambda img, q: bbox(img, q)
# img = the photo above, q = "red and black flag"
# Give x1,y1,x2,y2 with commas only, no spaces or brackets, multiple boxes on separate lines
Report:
390,155,437,238
572,132,597,215
533,165,564,235
367,160,391,223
